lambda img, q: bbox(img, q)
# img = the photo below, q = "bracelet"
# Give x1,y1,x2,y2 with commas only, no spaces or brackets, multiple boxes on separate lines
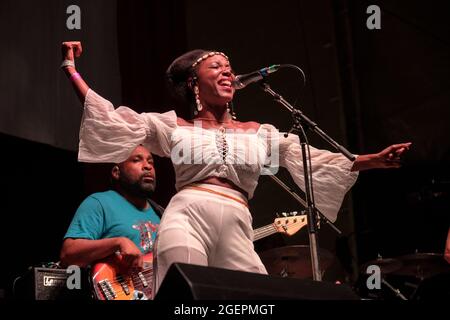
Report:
69,72,82,82
61,59,75,69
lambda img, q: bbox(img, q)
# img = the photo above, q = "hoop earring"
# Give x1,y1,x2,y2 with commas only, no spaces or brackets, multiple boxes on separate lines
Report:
194,86,203,115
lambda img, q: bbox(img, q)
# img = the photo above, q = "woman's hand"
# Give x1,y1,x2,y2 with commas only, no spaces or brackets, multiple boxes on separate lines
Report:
351,142,412,171
62,41,82,61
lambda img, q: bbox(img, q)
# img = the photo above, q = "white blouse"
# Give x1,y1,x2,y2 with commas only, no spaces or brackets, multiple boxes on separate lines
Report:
79,89,359,222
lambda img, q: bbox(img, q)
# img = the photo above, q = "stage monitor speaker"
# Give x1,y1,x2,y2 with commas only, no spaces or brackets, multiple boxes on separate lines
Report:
154,263,360,300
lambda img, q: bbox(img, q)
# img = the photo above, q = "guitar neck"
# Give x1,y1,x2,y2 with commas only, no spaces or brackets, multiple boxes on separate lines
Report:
253,214,307,241
253,223,277,241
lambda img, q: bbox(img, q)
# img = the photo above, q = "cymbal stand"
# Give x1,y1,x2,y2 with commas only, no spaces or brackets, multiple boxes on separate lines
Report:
381,278,408,300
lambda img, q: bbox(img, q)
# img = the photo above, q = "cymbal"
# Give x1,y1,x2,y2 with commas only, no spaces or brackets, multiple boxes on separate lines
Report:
392,252,450,279
361,258,403,275
258,245,334,279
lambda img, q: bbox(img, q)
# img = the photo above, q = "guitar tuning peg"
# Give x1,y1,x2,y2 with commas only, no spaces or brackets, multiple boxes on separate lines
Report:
276,212,280,217
291,211,298,216
281,212,288,217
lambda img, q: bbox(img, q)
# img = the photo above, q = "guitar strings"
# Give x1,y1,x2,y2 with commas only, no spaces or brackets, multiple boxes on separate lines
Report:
101,268,153,286
106,272,153,287
254,218,307,234
254,218,306,235
253,219,307,239
98,270,154,299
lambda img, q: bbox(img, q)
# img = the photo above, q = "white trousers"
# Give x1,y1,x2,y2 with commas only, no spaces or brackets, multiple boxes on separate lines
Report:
152,183,267,296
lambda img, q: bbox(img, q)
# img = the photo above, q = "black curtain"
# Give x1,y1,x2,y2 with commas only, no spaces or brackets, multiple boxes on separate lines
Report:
334,0,450,264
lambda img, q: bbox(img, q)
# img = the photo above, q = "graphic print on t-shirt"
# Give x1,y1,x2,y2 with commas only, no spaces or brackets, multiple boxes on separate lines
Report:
133,221,158,253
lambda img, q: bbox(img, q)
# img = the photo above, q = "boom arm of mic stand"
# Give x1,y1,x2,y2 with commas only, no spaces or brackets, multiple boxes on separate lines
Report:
267,175,342,235
259,81,356,161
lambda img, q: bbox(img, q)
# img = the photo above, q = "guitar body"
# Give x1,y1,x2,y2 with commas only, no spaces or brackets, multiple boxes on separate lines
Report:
90,213,306,300
91,253,153,300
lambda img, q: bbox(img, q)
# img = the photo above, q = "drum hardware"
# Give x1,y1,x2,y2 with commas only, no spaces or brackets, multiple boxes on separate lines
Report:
358,251,450,300
259,245,334,279
381,278,408,300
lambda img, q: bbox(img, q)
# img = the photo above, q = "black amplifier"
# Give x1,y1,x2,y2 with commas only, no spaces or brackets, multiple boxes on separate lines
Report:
14,266,90,300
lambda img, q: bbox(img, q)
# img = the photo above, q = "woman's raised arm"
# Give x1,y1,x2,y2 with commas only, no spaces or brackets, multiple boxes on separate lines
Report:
61,41,90,103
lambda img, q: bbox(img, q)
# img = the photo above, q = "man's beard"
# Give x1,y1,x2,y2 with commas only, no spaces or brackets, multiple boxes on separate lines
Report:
119,176,155,198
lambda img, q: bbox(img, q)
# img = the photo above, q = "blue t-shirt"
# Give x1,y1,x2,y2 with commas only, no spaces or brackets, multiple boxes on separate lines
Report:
64,190,160,254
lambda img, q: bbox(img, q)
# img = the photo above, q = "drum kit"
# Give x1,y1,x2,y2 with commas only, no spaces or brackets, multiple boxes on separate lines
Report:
363,252,449,279
259,246,450,300
258,179,450,299
358,252,450,300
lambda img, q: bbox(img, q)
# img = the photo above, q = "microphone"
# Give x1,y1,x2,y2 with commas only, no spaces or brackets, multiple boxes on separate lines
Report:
232,64,281,90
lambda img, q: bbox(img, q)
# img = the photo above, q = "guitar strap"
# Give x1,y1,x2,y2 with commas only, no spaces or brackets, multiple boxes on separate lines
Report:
147,198,165,218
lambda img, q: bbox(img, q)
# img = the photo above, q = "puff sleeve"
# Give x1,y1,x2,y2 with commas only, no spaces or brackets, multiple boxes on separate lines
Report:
78,89,177,162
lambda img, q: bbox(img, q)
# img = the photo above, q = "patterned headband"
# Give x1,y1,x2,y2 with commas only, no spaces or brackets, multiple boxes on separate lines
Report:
191,51,229,68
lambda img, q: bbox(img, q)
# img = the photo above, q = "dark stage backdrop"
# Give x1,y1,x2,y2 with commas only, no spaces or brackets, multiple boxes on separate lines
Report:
0,0,122,150
0,0,449,297
336,0,450,263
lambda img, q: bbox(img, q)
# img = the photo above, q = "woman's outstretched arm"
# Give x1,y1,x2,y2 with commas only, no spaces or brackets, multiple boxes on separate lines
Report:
61,41,90,103
350,142,412,171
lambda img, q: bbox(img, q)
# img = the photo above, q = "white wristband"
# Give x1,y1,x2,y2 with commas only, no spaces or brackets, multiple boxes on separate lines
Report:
61,60,75,69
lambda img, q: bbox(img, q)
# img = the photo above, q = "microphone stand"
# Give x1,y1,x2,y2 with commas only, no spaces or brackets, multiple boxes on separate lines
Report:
259,80,355,282
267,175,342,235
